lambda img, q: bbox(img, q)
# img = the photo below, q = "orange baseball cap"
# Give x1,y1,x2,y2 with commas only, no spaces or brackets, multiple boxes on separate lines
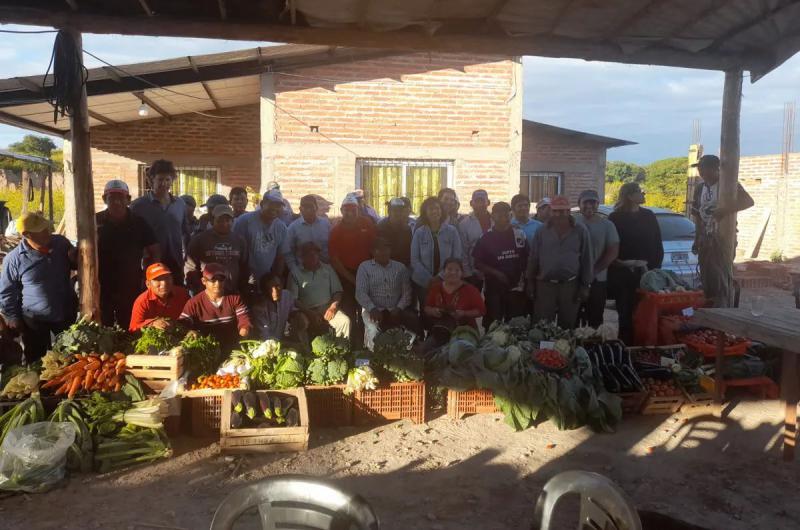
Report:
550,195,571,211
145,263,172,281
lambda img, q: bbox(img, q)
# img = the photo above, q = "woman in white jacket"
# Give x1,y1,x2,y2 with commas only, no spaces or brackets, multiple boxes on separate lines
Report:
410,197,464,309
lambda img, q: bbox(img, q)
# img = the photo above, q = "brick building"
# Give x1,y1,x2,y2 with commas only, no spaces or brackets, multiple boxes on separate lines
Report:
0,44,633,227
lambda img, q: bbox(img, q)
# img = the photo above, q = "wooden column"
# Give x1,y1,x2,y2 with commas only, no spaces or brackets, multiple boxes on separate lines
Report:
66,29,101,321
717,69,743,308
20,169,30,215
47,167,54,223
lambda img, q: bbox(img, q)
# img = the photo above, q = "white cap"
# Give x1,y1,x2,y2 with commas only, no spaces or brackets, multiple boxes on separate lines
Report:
342,194,359,207
103,179,129,196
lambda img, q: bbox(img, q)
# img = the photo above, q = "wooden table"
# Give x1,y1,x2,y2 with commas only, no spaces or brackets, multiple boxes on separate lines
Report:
691,307,800,460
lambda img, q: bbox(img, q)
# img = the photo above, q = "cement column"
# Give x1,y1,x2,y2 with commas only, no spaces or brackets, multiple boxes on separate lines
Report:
260,72,277,193
507,57,524,200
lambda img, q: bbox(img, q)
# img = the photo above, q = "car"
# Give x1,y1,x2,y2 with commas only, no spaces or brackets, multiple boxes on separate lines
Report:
574,205,700,288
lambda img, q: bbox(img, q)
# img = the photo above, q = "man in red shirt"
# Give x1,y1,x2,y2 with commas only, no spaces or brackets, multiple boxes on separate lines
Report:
179,263,251,352
329,194,376,344
129,263,190,332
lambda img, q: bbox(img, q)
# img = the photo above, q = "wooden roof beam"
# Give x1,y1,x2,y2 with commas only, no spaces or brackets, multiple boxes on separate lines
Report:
137,0,154,17
708,0,800,52
186,55,221,110
0,110,66,137
132,91,171,119
102,65,123,83
15,77,43,94
87,109,117,126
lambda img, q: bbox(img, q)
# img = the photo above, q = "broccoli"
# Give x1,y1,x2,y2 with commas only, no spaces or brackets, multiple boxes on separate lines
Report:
306,357,349,385
326,357,349,384
306,358,329,386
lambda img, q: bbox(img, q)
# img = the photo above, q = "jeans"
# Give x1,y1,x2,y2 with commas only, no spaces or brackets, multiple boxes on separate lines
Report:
533,279,580,329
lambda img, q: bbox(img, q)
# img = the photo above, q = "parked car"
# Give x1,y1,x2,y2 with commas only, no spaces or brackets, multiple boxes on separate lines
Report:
574,205,700,288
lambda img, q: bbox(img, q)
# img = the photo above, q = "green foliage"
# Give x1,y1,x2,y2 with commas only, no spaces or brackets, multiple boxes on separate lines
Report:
770,250,786,263
605,160,645,183
311,333,351,358
0,189,65,224
0,135,62,172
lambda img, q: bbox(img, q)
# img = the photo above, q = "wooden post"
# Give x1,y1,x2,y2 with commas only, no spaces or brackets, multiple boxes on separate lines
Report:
717,69,743,308
47,167,54,223
39,170,46,214
66,29,101,321
20,169,29,215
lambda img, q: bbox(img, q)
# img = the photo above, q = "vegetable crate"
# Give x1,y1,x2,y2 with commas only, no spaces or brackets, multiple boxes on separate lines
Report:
617,391,649,415
185,391,224,437
354,381,426,425
220,388,309,454
682,336,750,358
637,289,706,312
446,389,499,419
641,394,684,415
305,385,354,428
679,391,715,414
126,354,183,393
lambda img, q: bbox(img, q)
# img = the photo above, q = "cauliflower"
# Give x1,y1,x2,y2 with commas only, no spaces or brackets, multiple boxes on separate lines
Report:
344,366,379,395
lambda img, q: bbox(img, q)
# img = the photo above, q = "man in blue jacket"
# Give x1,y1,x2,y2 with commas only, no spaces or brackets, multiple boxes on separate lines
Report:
0,212,77,361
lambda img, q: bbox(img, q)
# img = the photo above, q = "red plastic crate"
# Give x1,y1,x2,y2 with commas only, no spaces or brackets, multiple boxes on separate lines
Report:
354,381,426,425
446,389,499,419
637,290,706,312
305,385,354,428
683,335,750,357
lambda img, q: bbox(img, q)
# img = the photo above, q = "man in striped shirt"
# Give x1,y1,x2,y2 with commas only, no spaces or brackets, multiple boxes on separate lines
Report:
179,262,251,352
355,238,419,349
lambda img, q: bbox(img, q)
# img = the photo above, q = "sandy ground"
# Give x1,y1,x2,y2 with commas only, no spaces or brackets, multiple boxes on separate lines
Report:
3,286,799,530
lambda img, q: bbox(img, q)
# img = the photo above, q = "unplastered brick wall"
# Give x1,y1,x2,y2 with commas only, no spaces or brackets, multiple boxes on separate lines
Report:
736,153,800,260
267,53,520,209
87,105,260,210
520,125,609,205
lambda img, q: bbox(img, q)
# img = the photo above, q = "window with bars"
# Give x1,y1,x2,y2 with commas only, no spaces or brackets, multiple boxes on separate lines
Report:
137,165,220,205
520,171,562,202
356,159,453,217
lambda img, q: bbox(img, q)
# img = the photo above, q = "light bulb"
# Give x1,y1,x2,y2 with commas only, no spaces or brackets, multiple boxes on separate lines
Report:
138,102,149,117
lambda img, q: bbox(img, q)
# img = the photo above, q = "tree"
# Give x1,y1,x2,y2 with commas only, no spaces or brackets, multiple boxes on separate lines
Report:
643,157,688,212
606,160,646,183
0,134,60,172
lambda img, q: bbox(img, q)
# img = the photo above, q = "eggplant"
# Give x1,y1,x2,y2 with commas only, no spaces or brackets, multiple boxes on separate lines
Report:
243,392,259,420
258,393,273,419
230,410,243,429
273,397,285,419
231,390,244,414
286,408,299,427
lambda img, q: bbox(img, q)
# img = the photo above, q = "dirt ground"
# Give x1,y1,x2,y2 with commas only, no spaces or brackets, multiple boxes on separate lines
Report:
4,287,800,530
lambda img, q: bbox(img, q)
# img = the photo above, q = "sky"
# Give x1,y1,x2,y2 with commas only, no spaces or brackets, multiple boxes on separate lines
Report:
0,23,798,165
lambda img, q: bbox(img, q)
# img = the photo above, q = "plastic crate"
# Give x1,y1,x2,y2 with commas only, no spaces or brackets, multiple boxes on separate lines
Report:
682,335,750,358
637,289,706,312
446,389,499,419
354,381,426,425
641,394,684,415
305,385,354,428
617,391,649,415
188,393,223,437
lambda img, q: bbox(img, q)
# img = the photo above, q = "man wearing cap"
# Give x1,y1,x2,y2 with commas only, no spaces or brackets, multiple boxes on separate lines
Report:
329,194,377,343
527,195,593,329
285,194,331,272
186,204,249,295
352,189,379,223
266,181,296,225
511,194,543,247
534,198,552,223
96,179,160,329
233,190,289,296
377,198,413,267
179,262,251,352
473,202,529,329
310,194,333,219
0,212,77,361
690,154,754,306
130,159,189,285
457,189,492,286
194,194,229,236
288,241,351,346
129,263,190,332
575,189,619,327
356,237,418,349
229,187,249,218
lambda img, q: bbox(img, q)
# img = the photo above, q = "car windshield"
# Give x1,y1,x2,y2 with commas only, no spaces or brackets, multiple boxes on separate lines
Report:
657,214,695,240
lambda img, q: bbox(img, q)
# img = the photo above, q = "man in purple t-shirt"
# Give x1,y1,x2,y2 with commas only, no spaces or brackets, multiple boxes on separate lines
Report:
473,201,528,329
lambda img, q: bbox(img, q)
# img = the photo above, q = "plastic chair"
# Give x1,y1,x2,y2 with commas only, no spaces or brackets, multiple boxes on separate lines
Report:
532,470,642,530
209,474,380,530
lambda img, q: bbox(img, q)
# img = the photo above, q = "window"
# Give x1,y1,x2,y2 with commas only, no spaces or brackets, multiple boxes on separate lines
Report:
357,159,453,217
137,165,220,205
520,172,562,202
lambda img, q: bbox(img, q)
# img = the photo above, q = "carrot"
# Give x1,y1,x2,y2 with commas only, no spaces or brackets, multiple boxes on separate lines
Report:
97,369,110,384
54,380,71,396
84,370,94,389
41,377,64,389
100,353,109,362
115,358,126,372
113,352,125,360
86,360,101,372
65,360,88,373
67,375,82,399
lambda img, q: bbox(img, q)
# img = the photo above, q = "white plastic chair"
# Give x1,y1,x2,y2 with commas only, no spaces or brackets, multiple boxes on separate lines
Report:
532,470,642,530
209,474,380,530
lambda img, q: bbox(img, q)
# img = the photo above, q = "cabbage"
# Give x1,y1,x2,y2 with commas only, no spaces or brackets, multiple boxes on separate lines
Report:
554,339,571,356
481,343,508,371
451,326,479,346
488,329,510,347
448,339,477,365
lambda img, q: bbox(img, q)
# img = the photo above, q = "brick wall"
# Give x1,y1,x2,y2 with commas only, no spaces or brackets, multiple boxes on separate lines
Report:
264,52,522,209
86,105,260,210
736,153,800,260
520,124,609,205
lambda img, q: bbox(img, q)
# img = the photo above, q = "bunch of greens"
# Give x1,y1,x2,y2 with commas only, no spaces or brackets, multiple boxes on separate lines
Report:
306,333,352,386
180,333,222,378
132,324,185,355
94,425,171,473
371,328,423,383
80,392,131,436
0,396,45,445
49,399,93,472
53,316,131,355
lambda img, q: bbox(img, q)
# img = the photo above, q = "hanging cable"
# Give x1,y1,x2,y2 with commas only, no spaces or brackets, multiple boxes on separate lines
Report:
42,30,88,125
0,29,58,34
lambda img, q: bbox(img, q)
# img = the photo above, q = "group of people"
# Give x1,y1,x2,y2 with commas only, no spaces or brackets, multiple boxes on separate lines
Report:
0,154,751,362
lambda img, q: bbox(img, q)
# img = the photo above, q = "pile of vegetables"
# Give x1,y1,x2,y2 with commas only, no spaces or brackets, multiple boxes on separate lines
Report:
40,352,127,398
0,396,45,446
306,334,352,386
230,391,300,428
682,329,748,348
49,400,92,472
52,316,131,356
0,369,39,399
229,340,306,390
640,269,691,293
371,329,424,383
344,366,379,395
95,425,171,473
180,332,223,378
189,374,242,390
132,324,186,355
40,350,71,381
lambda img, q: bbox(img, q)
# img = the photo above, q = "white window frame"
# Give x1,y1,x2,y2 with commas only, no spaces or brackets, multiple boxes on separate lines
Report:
355,159,454,195
520,171,563,200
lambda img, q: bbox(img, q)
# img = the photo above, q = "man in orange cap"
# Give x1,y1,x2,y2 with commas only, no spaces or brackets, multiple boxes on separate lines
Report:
526,195,593,329
129,263,190,332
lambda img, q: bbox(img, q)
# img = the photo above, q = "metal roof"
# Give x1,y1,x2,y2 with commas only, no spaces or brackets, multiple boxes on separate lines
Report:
523,120,635,148
0,148,54,166
1,1,799,80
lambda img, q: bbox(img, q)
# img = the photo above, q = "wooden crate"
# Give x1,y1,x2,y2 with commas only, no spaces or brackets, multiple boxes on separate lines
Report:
446,389,499,419
680,390,714,414
220,388,309,454
617,391,649,415
354,381,426,425
126,354,183,393
641,394,684,415
305,385,354,428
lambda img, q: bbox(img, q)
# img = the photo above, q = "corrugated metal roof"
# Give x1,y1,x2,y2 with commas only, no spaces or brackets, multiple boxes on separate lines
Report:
523,120,635,148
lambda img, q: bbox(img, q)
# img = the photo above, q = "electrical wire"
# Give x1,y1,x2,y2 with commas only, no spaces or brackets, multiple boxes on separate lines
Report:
43,30,88,124
0,29,58,34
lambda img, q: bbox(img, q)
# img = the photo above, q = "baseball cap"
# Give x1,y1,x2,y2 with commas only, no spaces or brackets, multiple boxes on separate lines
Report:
145,262,172,281
212,204,234,218
691,154,720,168
103,179,129,196
353,189,365,199
16,212,50,234
202,194,228,208
266,181,281,191
202,262,228,280
471,189,489,201
550,196,571,211
342,194,359,207
387,198,406,209
536,197,552,209
180,194,197,208
578,190,600,205
262,189,284,203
